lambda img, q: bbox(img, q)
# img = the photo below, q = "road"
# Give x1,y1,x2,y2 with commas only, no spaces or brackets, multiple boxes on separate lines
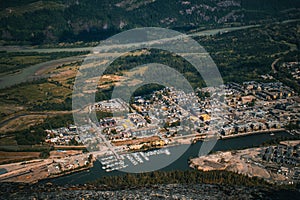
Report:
271,58,280,73
1,20,298,89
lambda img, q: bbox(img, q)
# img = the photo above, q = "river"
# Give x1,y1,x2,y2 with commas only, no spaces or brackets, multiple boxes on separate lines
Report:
0,56,85,89
47,131,295,185
0,24,261,89
1,19,299,89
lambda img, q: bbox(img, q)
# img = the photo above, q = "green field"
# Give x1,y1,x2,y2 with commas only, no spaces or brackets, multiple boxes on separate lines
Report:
0,51,88,75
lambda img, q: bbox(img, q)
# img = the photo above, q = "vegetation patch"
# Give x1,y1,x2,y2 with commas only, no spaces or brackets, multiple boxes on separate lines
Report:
91,170,275,190
0,51,88,75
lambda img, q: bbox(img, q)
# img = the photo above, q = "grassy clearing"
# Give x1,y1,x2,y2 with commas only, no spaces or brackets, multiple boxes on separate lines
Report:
0,104,24,121
0,115,47,133
49,63,79,89
0,63,79,136
0,151,40,164
0,51,88,75
0,136,17,146
0,82,71,106
0,54,50,75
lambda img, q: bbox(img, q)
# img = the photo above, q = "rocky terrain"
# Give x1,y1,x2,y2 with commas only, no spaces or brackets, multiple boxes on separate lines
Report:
0,182,291,200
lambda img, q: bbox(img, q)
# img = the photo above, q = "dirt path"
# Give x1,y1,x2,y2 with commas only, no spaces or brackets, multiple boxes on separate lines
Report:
271,58,280,73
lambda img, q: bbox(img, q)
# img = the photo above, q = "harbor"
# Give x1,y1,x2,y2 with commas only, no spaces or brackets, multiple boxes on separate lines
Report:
46,130,297,185
99,148,171,172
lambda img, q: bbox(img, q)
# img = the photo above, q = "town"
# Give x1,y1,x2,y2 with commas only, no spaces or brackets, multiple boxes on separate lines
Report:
40,80,300,174
45,81,299,148
0,80,299,183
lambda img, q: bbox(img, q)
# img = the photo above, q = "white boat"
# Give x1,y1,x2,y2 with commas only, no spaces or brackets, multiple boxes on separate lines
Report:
139,152,149,161
165,149,171,155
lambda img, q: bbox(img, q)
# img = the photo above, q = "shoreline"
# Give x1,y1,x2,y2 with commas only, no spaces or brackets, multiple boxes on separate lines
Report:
41,130,297,185
43,162,94,184
1,129,296,184
220,128,287,140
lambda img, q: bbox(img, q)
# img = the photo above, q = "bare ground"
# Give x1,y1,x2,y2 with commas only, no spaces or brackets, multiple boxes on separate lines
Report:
190,147,286,183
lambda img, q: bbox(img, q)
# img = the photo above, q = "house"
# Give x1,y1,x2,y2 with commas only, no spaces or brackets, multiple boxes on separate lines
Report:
241,95,255,104
220,126,235,135
200,114,211,121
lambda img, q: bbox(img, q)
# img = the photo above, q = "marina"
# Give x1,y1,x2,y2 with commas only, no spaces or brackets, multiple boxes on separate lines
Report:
99,148,172,172
47,131,297,185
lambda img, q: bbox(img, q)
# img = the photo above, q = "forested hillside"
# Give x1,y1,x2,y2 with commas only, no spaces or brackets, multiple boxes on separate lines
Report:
0,0,299,44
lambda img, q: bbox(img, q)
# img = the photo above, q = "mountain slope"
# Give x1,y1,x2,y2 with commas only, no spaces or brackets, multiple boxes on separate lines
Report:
0,0,299,44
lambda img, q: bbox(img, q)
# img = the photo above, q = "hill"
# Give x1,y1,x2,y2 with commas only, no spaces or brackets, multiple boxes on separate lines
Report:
0,0,299,44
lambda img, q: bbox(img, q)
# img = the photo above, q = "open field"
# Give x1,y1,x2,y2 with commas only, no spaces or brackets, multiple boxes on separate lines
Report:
49,150,82,159
0,63,79,135
0,151,40,164
0,135,17,146
0,104,25,121
0,115,47,133
0,82,71,105
0,52,86,78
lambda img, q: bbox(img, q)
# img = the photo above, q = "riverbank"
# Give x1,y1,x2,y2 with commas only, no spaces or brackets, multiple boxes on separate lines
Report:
46,162,94,183
220,128,287,140
45,131,295,185
0,130,296,184
190,140,300,184
0,55,85,89
0,150,95,184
